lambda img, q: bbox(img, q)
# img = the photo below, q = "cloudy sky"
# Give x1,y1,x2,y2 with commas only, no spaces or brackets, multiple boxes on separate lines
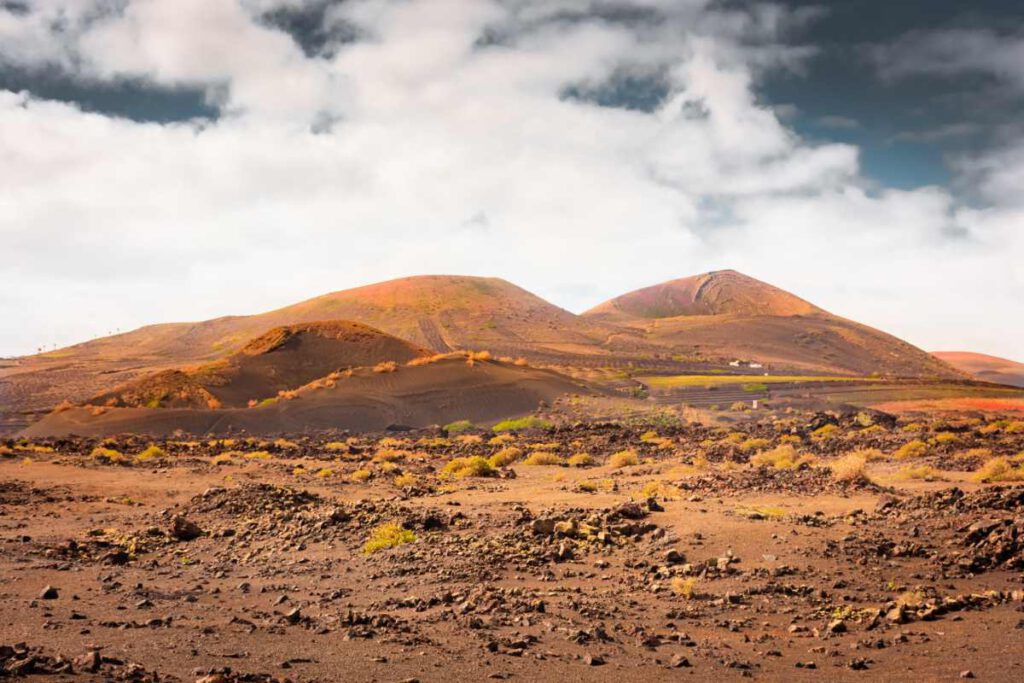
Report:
1,0,1021,359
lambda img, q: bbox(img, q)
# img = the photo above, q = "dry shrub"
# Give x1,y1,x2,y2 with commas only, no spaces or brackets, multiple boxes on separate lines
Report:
393,473,417,488
670,577,698,599
568,453,594,467
441,456,495,479
811,424,841,441
135,445,166,463
373,360,398,373
896,465,944,481
489,433,516,445
829,452,868,483
750,444,813,469
739,437,771,452
522,451,563,466
373,448,406,462
488,447,522,468
91,447,129,466
893,440,929,459
350,469,372,482
609,449,640,469
363,522,416,554
244,450,272,460
639,479,681,500
974,457,1024,483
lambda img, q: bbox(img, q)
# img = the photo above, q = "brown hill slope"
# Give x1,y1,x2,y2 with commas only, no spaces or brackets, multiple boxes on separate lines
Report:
1,276,615,415
584,270,962,379
932,352,1024,388
88,321,431,409
586,269,820,322
21,356,596,437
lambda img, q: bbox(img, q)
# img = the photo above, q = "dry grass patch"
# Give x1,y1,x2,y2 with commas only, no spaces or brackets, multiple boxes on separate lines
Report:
829,452,869,483
393,473,417,488
441,456,495,479
608,449,640,469
523,451,564,466
488,447,522,468
350,469,372,482
973,457,1024,483
670,577,698,599
373,360,398,373
567,453,594,467
363,522,416,554
893,440,929,459
91,447,130,466
896,465,944,481
750,444,813,470
135,445,166,463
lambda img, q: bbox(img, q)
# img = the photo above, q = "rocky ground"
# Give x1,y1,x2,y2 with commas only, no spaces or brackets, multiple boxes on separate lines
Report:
2,410,1024,681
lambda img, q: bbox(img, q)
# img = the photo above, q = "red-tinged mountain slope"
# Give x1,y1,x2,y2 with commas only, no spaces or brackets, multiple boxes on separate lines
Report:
88,320,432,409
932,352,1024,388
584,270,963,379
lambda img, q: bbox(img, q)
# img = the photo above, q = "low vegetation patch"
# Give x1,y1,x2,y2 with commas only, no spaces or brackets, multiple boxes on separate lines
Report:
893,440,929,459
441,456,495,479
896,465,944,481
750,444,813,470
670,577,699,599
973,457,1024,483
443,419,474,435
608,449,640,469
492,416,554,432
522,451,563,466
363,522,417,554
488,447,522,468
567,453,594,467
829,452,869,483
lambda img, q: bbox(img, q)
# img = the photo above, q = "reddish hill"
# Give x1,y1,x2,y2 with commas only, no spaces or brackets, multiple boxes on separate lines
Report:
932,352,1024,388
23,356,597,437
586,270,820,322
584,270,962,379
89,321,431,409
0,276,616,416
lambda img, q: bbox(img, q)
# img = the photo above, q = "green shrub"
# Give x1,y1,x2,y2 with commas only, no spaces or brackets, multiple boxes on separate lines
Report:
443,420,474,435
492,416,553,433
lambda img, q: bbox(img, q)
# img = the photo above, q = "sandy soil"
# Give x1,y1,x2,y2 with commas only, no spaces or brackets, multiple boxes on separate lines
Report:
2,415,1024,682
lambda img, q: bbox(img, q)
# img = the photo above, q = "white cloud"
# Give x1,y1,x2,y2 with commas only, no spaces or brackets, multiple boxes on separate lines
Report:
0,0,1021,360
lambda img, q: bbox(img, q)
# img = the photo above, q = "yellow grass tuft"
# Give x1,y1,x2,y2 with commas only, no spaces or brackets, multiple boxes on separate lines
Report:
973,457,1024,483
373,360,398,373
670,577,698,599
567,453,594,467
488,447,522,468
608,449,640,469
522,451,564,466
441,456,495,479
750,444,813,469
829,452,868,483
363,522,417,554
893,440,929,459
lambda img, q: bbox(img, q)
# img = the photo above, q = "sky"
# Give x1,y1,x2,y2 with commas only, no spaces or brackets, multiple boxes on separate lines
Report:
0,0,1022,360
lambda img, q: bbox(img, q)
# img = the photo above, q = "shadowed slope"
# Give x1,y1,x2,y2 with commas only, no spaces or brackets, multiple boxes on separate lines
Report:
22,356,597,437
932,352,1024,388
89,321,431,409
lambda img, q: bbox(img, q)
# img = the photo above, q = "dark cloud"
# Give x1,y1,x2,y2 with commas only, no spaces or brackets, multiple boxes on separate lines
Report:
561,69,670,113
0,66,217,122
258,0,361,58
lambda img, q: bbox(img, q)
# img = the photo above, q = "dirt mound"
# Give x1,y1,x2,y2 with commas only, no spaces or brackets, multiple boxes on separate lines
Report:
933,351,1024,388
89,320,431,409
21,356,599,437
